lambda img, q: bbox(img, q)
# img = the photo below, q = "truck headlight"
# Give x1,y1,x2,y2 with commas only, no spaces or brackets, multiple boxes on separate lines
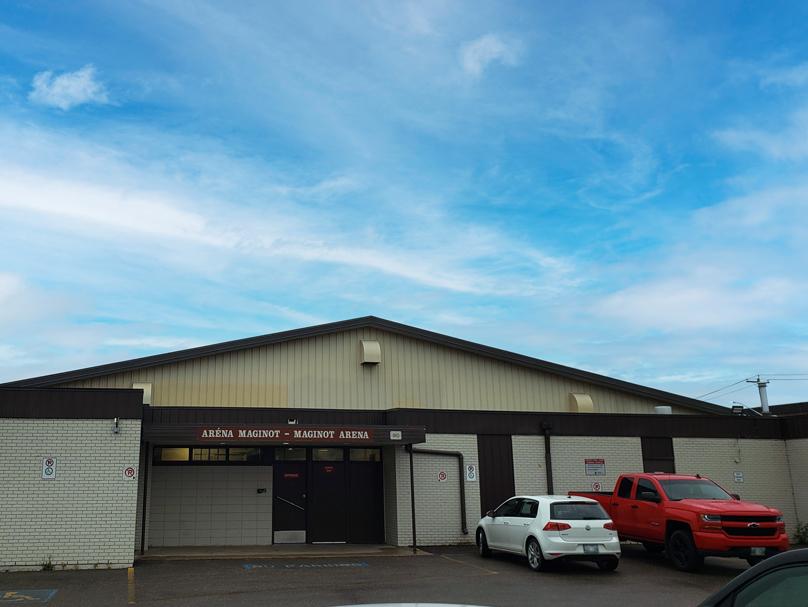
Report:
701,514,721,523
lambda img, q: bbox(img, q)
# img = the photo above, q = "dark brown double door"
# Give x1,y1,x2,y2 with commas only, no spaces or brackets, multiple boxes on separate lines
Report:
273,447,384,544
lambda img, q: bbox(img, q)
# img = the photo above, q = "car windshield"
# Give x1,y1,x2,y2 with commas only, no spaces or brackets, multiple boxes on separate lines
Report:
658,479,732,501
550,502,609,520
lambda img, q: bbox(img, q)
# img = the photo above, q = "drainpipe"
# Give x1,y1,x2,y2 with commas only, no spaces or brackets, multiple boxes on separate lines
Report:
410,447,468,535
139,441,150,556
542,422,554,494
406,445,417,554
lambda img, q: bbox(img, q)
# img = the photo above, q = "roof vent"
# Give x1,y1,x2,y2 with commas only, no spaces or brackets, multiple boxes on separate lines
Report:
360,340,381,365
654,406,673,415
569,393,594,413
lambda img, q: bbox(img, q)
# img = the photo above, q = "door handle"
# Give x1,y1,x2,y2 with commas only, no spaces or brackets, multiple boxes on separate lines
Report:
503,521,510,526
523,523,530,526
630,505,639,509
611,503,619,507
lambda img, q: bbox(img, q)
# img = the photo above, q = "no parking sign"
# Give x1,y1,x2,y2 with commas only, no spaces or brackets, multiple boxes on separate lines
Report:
41,456,57,480
123,466,138,480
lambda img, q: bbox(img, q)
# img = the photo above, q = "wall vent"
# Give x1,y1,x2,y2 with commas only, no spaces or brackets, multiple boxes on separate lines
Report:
569,392,594,413
360,340,381,365
654,406,673,415
132,382,152,405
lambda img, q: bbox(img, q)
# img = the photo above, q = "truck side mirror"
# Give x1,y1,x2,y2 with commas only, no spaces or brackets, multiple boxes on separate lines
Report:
731,493,741,500
639,491,661,503
486,510,495,518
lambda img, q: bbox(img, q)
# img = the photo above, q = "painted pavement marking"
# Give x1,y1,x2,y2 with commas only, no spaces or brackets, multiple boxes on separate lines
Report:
439,554,499,575
0,590,58,603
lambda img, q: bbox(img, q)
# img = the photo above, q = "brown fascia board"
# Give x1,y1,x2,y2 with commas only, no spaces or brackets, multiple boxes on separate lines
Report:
0,315,727,415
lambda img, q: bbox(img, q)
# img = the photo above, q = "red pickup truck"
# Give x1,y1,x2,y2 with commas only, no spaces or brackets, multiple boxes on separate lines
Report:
570,473,789,571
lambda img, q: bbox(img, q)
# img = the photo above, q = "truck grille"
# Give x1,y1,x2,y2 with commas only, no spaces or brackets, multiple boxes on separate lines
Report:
724,527,777,537
720,516,778,523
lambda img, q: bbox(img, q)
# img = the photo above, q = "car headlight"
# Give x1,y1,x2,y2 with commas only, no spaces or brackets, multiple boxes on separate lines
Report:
701,514,721,523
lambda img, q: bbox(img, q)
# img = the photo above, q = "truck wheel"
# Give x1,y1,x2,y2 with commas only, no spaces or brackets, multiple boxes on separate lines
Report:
597,557,619,572
526,537,545,572
477,529,491,558
642,542,665,554
666,529,704,572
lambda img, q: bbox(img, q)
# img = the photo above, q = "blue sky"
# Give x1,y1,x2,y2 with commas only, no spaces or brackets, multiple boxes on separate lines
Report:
1,1,807,406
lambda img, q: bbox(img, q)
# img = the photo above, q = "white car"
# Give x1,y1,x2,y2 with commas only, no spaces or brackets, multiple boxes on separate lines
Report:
475,495,621,571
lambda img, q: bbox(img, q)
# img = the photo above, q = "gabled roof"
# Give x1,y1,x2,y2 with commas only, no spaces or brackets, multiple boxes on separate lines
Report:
2,315,728,415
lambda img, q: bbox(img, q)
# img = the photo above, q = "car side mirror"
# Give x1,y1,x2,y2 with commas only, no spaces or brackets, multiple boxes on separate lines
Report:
486,510,495,518
731,493,741,500
639,491,661,503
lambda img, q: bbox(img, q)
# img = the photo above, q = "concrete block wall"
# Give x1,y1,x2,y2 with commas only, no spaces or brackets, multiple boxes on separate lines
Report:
148,466,273,546
786,439,808,529
0,418,141,571
551,436,643,495
674,438,799,534
512,435,547,495
393,434,480,546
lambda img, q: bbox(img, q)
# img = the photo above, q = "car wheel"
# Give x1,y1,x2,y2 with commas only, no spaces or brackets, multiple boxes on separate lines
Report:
642,542,665,554
477,529,491,558
666,529,704,572
526,537,544,572
597,557,619,572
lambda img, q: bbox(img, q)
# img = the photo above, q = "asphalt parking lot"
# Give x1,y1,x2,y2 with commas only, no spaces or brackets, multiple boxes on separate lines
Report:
0,544,749,607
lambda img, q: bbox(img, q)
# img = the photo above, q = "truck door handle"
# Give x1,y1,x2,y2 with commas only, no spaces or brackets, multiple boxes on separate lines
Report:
630,505,639,509
611,503,619,507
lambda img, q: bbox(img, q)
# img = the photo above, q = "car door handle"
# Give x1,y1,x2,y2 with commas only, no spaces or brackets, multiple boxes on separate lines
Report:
503,521,510,526
523,523,530,526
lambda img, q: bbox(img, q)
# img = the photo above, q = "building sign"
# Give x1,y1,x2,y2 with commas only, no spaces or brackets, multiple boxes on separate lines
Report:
465,464,477,482
41,457,57,480
195,425,376,444
122,466,138,480
389,430,402,441
585,458,606,476
734,471,744,483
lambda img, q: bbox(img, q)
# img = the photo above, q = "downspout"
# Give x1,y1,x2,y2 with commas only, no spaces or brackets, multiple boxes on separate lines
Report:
410,447,468,535
407,445,418,554
542,422,554,495
140,441,150,556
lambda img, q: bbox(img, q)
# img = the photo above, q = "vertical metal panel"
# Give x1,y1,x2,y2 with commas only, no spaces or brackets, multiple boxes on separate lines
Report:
61,328,693,414
477,435,516,513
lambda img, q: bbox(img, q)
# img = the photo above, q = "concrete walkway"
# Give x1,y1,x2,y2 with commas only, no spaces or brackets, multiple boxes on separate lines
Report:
138,544,430,561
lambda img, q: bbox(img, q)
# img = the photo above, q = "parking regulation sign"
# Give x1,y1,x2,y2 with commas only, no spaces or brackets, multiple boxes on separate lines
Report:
437,470,447,482
41,456,57,480
122,466,138,480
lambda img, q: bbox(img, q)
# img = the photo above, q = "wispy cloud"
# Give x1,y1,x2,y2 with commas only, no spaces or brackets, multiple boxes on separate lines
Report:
760,62,808,88
714,106,808,160
28,64,109,110
459,33,521,78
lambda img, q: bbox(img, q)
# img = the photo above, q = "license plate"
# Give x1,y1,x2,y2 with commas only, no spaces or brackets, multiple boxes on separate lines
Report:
750,547,766,556
583,544,599,554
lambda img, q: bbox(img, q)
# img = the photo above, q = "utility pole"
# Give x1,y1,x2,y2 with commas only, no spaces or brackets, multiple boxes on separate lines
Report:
747,375,770,415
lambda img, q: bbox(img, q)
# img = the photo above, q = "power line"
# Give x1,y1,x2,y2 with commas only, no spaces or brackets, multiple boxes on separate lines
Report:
703,384,756,402
695,378,752,399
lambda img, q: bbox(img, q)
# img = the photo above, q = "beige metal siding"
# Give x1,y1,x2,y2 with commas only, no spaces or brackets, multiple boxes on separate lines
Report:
61,328,690,414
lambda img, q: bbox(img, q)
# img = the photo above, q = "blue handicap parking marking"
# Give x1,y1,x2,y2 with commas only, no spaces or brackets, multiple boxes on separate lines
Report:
0,590,58,603
243,561,369,571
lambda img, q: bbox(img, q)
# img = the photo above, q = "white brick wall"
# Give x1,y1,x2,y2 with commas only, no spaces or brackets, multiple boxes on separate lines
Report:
551,436,643,495
674,438,799,534
148,466,273,546
786,439,808,527
382,446,398,545
0,418,141,571
512,435,547,495
393,434,480,546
